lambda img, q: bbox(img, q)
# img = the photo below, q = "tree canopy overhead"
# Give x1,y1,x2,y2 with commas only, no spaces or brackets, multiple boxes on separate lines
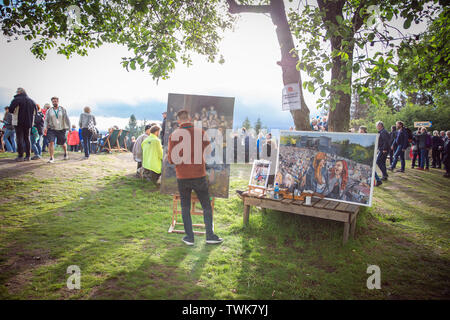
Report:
1,0,447,132
0,0,234,80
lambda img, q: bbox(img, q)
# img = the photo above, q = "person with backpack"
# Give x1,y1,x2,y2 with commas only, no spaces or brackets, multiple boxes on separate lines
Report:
389,121,409,173
79,106,97,159
31,104,44,160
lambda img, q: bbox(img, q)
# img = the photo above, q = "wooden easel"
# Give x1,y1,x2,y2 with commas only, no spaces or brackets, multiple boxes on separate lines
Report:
168,194,215,235
245,185,266,198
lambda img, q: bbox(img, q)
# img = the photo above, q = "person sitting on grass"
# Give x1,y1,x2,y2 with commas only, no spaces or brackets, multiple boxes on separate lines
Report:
132,124,153,177
168,109,223,246
141,125,163,185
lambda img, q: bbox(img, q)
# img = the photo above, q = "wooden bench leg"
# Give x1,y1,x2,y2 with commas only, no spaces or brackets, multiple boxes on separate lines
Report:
343,222,350,245
243,204,250,225
350,212,358,238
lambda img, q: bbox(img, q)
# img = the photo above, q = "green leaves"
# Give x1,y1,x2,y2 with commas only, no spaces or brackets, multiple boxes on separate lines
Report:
0,0,233,81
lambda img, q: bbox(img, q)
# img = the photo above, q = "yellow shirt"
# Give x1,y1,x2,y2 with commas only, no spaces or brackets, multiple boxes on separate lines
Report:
141,134,163,174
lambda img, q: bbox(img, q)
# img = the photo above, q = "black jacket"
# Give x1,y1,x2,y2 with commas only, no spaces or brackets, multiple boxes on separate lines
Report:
160,117,166,145
378,128,390,152
443,139,450,164
432,136,444,149
8,93,37,128
34,111,45,135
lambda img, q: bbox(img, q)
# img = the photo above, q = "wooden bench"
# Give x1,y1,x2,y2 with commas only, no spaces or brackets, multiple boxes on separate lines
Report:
242,194,360,245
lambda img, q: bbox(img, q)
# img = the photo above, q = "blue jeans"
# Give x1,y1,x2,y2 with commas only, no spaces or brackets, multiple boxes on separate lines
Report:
391,145,405,171
419,149,429,169
31,134,42,157
42,135,49,152
3,128,16,152
376,151,388,178
177,176,214,240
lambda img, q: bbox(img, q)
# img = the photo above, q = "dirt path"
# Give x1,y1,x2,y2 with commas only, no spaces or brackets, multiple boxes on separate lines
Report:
0,151,136,180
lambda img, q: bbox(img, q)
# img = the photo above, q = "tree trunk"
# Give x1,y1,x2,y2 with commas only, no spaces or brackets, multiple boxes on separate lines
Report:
328,39,354,132
270,0,310,131
317,0,356,132
226,0,310,131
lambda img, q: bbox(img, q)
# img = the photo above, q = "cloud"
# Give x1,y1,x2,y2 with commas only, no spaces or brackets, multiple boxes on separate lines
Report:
68,116,161,133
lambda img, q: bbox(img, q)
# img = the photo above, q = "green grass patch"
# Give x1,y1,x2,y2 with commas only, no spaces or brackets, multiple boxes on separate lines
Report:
0,157,448,299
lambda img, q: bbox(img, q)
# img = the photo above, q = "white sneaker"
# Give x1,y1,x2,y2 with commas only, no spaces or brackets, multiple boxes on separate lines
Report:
48,158,54,163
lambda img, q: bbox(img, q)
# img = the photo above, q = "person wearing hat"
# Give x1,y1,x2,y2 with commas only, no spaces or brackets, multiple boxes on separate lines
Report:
132,124,152,177
160,111,167,146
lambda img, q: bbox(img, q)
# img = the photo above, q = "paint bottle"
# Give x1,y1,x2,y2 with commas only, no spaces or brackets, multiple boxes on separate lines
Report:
274,183,279,200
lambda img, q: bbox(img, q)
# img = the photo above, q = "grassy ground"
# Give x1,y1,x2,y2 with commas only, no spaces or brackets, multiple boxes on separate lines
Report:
0,151,448,299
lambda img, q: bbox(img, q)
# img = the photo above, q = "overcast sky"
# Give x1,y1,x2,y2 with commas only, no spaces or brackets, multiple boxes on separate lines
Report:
0,1,430,132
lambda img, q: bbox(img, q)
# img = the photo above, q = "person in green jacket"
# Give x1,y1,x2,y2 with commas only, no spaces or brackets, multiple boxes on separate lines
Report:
141,125,163,184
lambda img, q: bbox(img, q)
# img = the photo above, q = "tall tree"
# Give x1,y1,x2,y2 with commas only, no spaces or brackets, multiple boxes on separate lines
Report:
226,0,310,130
254,117,262,134
242,116,251,130
289,0,442,131
125,114,139,137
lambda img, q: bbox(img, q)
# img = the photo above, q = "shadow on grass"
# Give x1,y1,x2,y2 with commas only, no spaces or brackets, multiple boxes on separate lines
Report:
231,202,449,299
0,174,219,299
0,162,449,299
0,158,49,180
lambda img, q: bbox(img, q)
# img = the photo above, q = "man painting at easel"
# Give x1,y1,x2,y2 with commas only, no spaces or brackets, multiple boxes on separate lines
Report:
168,109,224,246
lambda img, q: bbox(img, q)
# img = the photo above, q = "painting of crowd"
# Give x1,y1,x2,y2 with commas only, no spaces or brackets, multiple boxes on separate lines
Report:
277,131,377,206
160,93,235,198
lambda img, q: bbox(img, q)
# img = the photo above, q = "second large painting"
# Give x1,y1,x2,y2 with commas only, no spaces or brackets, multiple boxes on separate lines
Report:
160,93,235,198
276,131,378,206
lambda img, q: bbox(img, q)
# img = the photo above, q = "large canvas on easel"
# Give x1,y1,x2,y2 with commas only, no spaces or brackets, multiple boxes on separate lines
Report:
276,130,378,206
160,93,235,198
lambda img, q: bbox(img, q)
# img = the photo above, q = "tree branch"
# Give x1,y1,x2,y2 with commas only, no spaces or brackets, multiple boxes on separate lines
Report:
226,0,271,14
352,0,370,32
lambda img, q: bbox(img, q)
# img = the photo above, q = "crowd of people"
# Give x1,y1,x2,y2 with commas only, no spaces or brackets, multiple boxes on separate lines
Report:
310,116,328,132
0,88,100,162
367,121,450,185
